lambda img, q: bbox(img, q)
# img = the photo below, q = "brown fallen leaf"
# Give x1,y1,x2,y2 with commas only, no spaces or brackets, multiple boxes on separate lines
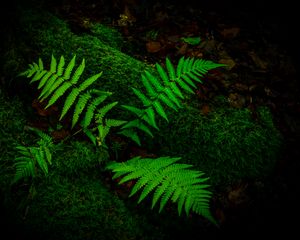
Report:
146,41,161,53
201,104,211,115
248,51,268,70
32,99,58,117
219,58,236,70
228,93,246,108
220,27,240,39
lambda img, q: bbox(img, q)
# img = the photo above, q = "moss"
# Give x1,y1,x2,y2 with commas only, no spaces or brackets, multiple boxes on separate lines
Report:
151,98,283,189
0,91,32,185
22,175,145,240
89,23,124,50
13,8,151,105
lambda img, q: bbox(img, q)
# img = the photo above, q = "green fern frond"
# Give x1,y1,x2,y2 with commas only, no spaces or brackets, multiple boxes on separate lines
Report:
106,119,127,127
12,133,53,184
78,72,103,91
122,56,226,144
106,156,217,225
70,58,85,84
118,128,141,146
20,55,107,129
56,55,65,76
95,101,118,122
72,91,93,128
50,54,57,73
45,81,72,108
63,55,76,79
60,88,81,120
82,94,110,128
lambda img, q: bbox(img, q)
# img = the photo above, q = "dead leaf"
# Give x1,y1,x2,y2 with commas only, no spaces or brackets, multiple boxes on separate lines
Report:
201,104,211,115
220,27,240,39
248,51,268,70
32,99,58,117
146,41,161,53
176,42,188,55
219,58,236,70
228,93,246,108
228,182,249,207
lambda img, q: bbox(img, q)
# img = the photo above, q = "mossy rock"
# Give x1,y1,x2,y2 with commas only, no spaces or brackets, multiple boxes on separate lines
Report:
21,175,145,240
151,98,283,189
7,7,152,105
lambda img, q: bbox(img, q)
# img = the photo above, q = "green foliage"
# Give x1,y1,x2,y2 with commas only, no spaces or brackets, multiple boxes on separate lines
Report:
12,127,54,184
107,156,217,225
85,101,127,148
121,57,225,145
19,55,114,129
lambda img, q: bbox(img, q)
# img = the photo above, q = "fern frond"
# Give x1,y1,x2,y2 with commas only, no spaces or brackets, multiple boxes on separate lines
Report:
72,91,92,128
118,128,141,146
156,63,169,85
132,88,152,107
78,72,103,91
82,94,110,128
106,156,216,224
95,101,118,122
13,157,35,183
56,55,65,76
12,134,53,184
153,101,168,121
50,54,57,73
63,55,76,79
37,71,52,89
70,58,85,84
165,57,176,80
39,76,64,101
60,88,81,120
45,81,72,108
123,56,226,144
38,74,59,100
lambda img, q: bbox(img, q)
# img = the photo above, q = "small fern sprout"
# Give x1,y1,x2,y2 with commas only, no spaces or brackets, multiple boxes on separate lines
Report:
82,101,127,148
12,128,54,184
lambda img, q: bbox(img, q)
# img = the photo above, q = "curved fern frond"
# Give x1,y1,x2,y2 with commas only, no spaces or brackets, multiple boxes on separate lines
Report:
121,56,226,145
106,156,217,225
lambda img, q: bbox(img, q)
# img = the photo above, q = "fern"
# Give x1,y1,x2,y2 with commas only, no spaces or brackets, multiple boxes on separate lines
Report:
83,101,127,147
121,56,226,145
12,128,54,184
106,156,217,225
19,55,112,129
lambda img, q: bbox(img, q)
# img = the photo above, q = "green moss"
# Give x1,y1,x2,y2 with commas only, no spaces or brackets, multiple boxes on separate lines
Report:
23,175,145,240
48,140,109,178
0,91,32,185
89,23,124,50
152,99,283,189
